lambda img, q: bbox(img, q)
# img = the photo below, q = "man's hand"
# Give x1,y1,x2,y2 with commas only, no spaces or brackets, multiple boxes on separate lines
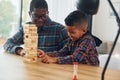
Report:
37,49,58,64
16,47,26,56
19,49,26,56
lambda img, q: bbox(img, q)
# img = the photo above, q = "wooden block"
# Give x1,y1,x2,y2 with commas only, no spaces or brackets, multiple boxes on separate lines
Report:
27,54,37,57
23,24,37,34
24,39,38,44
24,52,37,59
24,34,38,39
25,49,37,53
25,47,37,51
24,30,38,34
24,50,37,54
23,55,38,63
28,52,37,55
23,24,37,29
24,43,37,48
24,47,37,55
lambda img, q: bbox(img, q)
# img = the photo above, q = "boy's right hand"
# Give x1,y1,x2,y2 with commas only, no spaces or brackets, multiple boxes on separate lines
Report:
37,49,50,63
37,49,58,64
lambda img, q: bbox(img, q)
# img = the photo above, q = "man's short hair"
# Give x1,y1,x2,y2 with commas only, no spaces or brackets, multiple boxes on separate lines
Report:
30,0,48,12
65,10,88,26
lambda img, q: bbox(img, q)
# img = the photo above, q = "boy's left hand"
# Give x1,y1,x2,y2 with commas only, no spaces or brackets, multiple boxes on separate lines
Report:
37,49,58,64
41,55,58,64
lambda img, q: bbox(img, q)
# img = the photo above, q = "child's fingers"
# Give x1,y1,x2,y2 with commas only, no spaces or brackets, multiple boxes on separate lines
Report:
37,51,46,58
41,57,48,63
37,49,45,55
39,54,45,58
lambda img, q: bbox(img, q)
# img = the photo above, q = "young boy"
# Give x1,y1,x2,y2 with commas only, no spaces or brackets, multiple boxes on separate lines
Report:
38,10,99,66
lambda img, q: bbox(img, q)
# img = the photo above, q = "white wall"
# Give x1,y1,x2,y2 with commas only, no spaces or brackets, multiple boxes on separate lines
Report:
46,0,77,25
93,0,120,42
47,0,120,42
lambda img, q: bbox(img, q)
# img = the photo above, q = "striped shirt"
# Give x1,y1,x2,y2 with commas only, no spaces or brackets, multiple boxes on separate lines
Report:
3,18,69,53
47,32,99,66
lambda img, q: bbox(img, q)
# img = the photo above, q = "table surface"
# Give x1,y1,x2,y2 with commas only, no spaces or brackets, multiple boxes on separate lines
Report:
0,51,120,80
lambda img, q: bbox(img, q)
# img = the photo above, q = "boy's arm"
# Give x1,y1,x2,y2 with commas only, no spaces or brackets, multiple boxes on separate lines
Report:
38,42,70,63
56,38,97,64
47,42,70,57
3,27,24,54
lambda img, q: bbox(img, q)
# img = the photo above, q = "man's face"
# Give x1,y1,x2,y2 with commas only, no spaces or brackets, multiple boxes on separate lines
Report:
29,8,48,27
66,26,86,41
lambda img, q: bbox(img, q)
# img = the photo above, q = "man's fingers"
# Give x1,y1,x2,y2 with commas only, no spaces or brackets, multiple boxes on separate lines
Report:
20,49,26,56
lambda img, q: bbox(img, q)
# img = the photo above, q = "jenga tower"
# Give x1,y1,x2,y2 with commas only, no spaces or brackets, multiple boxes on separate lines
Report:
23,24,38,63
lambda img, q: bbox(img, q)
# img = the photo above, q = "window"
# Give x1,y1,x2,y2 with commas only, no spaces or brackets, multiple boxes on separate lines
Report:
0,0,21,38
22,0,31,23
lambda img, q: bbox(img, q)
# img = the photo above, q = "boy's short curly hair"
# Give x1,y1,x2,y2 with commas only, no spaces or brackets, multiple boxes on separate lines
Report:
65,10,88,26
30,0,48,12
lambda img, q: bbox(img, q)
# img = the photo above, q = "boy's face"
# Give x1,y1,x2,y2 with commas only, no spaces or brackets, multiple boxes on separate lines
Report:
29,8,48,27
66,26,87,41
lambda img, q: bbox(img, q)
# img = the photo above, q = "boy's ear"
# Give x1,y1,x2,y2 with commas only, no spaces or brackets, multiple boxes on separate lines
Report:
82,26,87,32
47,11,49,14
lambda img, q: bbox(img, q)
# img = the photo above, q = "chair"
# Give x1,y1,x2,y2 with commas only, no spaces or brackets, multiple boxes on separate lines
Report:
99,54,120,70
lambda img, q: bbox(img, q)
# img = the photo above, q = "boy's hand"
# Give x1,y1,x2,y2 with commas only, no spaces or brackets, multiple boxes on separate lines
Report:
41,55,58,64
37,49,58,64
37,49,46,58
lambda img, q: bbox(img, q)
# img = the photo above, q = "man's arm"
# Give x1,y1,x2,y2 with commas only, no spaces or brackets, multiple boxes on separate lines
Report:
57,26,69,50
3,27,24,54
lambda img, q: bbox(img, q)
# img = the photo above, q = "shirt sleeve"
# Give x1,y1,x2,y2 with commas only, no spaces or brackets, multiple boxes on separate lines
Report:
3,27,24,54
57,38,97,64
47,42,70,57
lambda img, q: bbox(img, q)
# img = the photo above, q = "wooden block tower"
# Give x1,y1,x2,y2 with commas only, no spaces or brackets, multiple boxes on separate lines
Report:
23,24,38,63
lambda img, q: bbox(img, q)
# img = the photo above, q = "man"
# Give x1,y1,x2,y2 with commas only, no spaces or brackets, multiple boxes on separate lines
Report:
3,0,68,55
